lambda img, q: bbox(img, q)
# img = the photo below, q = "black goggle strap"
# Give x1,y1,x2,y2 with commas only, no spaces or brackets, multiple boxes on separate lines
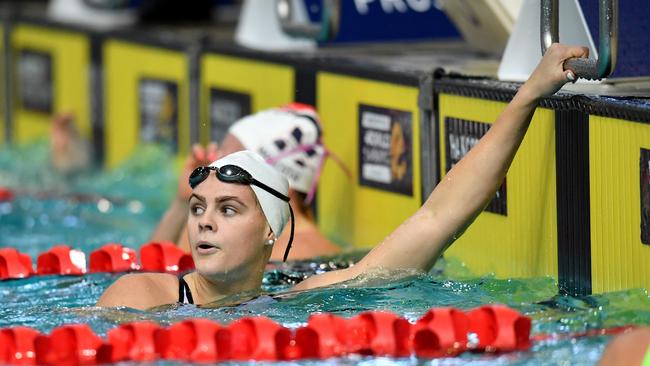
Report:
250,178,290,202
282,203,295,262
249,176,293,261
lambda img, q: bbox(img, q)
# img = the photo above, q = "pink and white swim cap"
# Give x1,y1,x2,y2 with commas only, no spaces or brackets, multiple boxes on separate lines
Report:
228,103,326,201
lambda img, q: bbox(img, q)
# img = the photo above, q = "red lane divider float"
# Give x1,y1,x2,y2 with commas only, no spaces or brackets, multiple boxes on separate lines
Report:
0,306,536,365
217,316,291,361
140,241,194,274
413,307,469,357
467,304,531,352
0,186,13,202
34,324,103,366
292,311,412,359
0,248,34,280
37,246,87,276
154,318,222,362
89,243,139,273
0,242,195,281
0,327,40,365
344,311,412,357
97,321,160,363
293,312,348,359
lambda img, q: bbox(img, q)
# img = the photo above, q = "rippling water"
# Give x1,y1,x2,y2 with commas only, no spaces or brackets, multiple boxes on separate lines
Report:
1,141,649,365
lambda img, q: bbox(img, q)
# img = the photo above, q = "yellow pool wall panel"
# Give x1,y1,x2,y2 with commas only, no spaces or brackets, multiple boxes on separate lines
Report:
589,115,650,293
317,72,422,248
439,94,558,279
104,40,189,168
11,24,90,143
199,54,294,145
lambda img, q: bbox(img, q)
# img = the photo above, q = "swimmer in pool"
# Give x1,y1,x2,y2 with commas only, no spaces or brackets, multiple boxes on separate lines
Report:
150,103,343,261
599,327,650,366
50,112,92,176
97,43,588,310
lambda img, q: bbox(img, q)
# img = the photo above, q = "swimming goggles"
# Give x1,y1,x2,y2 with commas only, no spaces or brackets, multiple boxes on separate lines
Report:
189,164,295,262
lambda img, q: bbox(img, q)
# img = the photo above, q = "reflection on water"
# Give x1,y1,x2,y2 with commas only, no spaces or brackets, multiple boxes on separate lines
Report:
1,141,649,365
0,140,176,256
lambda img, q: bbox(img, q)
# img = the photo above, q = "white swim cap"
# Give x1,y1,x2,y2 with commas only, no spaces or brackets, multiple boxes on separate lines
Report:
228,103,325,195
208,150,290,240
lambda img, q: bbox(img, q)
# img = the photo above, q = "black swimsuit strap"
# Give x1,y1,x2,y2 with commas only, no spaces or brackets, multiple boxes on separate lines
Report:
178,275,194,304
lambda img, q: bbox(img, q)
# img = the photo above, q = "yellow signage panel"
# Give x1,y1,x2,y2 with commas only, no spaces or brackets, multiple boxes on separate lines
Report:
11,24,90,143
104,40,189,168
439,94,558,279
199,54,294,144
589,115,650,293
317,72,422,249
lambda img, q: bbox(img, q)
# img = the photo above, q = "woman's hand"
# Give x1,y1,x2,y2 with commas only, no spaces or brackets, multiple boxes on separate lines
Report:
152,142,219,245
50,112,92,175
521,43,590,100
176,142,219,201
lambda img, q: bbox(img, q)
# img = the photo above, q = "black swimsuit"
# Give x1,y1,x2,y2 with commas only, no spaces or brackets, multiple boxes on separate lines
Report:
178,275,194,304
177,276,279,307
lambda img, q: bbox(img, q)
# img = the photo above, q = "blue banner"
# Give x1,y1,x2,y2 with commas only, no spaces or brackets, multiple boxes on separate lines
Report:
579,0,650,78
304,0,460,42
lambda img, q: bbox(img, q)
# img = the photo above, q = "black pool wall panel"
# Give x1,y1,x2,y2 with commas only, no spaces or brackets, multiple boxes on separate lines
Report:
555,108,592,296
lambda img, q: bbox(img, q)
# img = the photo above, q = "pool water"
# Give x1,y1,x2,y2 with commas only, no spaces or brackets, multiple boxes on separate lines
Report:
1,141,650,365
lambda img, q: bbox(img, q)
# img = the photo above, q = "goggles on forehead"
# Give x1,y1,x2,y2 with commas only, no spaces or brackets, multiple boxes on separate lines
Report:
189,164,295,262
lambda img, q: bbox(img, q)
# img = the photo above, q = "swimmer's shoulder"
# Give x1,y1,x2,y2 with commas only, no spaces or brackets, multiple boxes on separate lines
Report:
96,272,179,310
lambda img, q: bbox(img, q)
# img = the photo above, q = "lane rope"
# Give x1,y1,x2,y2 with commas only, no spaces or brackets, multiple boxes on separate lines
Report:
1,242,194,280
0,304,534,364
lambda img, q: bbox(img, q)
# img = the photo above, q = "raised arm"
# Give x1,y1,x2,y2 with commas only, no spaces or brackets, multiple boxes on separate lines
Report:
294,44,588,291
150,143,219,250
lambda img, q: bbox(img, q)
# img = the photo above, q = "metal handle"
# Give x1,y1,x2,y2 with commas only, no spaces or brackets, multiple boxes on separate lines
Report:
276,0,340,41
541,0,618,80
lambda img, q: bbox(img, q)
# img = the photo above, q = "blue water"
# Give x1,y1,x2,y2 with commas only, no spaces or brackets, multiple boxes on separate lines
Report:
1,141,650,365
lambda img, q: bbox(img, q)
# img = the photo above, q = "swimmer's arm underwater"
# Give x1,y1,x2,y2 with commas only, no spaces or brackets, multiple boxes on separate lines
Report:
150,197,189,246
294,44,588,291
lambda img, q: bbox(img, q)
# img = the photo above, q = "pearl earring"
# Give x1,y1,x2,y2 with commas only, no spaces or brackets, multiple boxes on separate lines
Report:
266,238,276,246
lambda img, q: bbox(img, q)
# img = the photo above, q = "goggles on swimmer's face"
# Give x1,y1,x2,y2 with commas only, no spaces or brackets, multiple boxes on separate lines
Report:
190,165,289,201
188,164,295,262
